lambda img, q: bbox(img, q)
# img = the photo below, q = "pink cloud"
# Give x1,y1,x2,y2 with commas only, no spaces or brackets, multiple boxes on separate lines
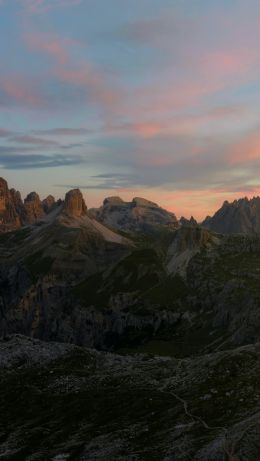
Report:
132,54,255,119
55,65,120,107
228,130,260,165
25,32,76,65
105,105,245,139
25,31,121,111
105,121,164,138
0,76,43,107
123,75,233,126
199,49,259,79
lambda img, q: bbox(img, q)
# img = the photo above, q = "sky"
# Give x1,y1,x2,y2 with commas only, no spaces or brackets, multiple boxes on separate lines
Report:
1,0,260,219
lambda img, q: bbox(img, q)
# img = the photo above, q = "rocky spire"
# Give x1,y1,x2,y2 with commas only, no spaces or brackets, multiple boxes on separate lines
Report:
63,189,87,217
24,192,45,224
10,189,27,224
42,195,56,214
0,178,21,230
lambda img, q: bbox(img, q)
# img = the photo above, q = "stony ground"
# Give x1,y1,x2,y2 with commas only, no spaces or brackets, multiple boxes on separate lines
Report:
1,335,260,461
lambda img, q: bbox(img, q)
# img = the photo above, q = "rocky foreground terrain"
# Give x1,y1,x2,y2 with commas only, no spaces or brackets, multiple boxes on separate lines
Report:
1,177,260,459
1,335,260,460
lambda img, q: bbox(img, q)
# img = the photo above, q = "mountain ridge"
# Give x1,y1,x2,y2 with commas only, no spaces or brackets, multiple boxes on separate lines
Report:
202,196,260,234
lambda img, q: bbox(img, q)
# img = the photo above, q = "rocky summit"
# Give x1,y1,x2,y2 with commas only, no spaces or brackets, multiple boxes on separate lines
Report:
1,177,260,460
89,195,179,233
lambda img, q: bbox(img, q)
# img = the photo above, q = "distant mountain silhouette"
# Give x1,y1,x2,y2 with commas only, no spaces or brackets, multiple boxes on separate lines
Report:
202,197,260,234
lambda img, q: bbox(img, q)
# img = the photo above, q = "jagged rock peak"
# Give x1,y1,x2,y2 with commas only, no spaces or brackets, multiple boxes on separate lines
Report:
202,195,260,234
42,195,56,214
180,216,198,227
64,189,87,217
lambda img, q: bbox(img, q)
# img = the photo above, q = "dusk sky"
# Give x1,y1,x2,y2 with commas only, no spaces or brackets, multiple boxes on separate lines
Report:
1,0,260,219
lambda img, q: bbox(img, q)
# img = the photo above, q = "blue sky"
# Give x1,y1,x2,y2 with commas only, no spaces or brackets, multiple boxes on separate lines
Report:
1,0,260,218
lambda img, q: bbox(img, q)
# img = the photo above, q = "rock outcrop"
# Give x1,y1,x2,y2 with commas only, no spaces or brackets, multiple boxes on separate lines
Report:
63,189,87,217
167,226,218,275
89,196,178,233
24,192,45,224
202,196,260,234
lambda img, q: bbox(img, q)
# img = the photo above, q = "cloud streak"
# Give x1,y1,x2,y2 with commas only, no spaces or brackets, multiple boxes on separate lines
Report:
0,152,83,169
12,135,59,146
33,128,93,136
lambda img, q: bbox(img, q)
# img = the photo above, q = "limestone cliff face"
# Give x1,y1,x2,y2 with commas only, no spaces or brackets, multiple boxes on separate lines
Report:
24,192,45,224
0,178,21,231
89,196,179,233
63,189,87,217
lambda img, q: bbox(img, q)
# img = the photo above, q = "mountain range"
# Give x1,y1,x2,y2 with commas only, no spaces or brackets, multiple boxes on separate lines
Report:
3,176,260,236
1,176,260,459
